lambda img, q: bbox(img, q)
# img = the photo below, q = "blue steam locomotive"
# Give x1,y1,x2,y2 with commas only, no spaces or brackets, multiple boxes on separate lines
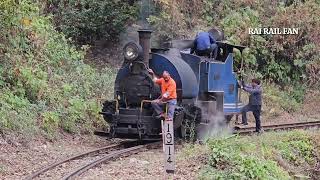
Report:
101,29,245,139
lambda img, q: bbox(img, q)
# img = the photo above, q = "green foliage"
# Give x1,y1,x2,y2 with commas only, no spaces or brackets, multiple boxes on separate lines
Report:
179,143,208,159
218,0,320,86
148,0,206,42
199,130,318,179
199,136,290,179
151,0,320,87
42,111,60,136
47,0,138,44
0,0,114,138
264,83,306,112
0,164,6,174
0,90,37,136
272,131,314,165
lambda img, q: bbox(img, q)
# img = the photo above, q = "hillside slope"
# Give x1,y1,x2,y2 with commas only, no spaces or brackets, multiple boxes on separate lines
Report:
0,1,114,139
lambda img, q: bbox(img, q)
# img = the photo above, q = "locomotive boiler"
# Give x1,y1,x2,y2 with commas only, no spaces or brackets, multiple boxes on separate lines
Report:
101,29,245,139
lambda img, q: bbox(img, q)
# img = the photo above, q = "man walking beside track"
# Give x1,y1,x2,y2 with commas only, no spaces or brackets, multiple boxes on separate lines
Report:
240,78,263,133
148,69,177,121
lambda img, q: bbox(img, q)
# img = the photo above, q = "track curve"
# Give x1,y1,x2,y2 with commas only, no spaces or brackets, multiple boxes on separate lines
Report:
62,142,160,180
25,140,141,180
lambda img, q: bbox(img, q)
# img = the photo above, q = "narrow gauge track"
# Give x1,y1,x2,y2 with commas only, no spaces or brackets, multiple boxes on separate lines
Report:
62,142,160,180
25,140,158,180
234,120,320,134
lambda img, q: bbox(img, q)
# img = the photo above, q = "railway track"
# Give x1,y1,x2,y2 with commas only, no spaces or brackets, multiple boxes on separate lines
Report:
234,120,320,134
25,140,159,180
25,121,319,179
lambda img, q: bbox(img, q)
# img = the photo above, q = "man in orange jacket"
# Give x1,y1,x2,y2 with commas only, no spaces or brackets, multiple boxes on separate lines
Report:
148,69,177,120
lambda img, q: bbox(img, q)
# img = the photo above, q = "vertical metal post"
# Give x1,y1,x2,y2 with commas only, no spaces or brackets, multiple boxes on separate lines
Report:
161,119,165,152
165,9,177,166
163,103,175,173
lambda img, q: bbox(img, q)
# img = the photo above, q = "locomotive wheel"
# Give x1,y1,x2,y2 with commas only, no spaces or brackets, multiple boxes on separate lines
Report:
178,105,201,140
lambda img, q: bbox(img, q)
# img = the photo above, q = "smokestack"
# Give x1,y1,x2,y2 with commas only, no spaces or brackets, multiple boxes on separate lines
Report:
138,29,152,67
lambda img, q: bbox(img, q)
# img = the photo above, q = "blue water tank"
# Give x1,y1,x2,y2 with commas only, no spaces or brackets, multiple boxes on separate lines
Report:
149,49,198,99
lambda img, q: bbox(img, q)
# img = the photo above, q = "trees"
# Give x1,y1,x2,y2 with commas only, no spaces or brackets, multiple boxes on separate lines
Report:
0,0,114,137
46,0,138,44
150,0,320,87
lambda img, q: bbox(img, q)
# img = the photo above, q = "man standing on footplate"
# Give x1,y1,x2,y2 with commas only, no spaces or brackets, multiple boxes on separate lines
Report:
148,69,177,121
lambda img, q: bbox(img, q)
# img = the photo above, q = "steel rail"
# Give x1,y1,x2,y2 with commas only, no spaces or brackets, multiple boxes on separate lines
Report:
62,143,154,180
234,120,320,134
25,141,137,180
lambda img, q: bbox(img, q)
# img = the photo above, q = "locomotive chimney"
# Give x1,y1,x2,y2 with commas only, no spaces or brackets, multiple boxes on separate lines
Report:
137,29,152,67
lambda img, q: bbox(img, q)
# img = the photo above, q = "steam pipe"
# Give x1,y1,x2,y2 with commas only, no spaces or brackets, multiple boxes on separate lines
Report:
138,29,152,67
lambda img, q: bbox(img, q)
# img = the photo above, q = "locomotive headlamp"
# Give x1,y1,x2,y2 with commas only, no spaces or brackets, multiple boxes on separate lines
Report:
123,42,143,61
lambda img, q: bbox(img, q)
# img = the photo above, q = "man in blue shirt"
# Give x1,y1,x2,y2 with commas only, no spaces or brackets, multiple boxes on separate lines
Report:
240,78,263,133
190,31,218,59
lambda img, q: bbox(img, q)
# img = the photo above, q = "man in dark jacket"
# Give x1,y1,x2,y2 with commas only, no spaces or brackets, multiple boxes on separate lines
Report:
190,31,218,59
240,79,262,133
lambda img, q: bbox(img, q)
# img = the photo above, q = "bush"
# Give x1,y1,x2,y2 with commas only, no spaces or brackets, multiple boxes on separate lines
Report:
217,0,320,86
200,136,290,179
199,130,318,179
149,0,320,86
148,0,206,42
0,0,115,138
263,83,306,113
46,0,138,44
0,90,38,136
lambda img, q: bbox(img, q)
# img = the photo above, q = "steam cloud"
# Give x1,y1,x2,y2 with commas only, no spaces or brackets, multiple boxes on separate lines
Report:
196,101,232,141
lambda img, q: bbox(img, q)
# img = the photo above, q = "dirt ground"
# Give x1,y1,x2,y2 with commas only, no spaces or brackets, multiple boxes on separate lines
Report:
0,134,121,180
79,143,205,180
0,134,204,180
